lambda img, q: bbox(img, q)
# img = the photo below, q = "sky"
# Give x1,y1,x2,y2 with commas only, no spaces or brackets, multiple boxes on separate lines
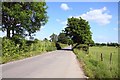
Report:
0,2,118,43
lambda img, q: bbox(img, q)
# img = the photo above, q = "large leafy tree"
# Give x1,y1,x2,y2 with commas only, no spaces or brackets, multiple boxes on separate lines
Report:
65,17,93,48
2,2,48,39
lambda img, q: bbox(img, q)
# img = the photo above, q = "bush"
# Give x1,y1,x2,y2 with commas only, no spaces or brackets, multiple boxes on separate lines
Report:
1,38,57,64
76,44,89,54
2,38,18,57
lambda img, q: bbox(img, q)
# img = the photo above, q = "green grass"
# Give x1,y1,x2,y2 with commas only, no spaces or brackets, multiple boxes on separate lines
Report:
2,50,47,64
74,46,118,79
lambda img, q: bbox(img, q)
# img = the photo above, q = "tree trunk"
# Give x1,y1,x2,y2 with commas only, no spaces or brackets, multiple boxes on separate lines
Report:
7,28,10,38
12,28,14,38
72,43,79,51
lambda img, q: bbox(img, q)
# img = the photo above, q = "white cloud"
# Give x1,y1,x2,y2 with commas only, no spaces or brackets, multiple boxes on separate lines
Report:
70,7,112,25
60,3,70,11
56,19,67,25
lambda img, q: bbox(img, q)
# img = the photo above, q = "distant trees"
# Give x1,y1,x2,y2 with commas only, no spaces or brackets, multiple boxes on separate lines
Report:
58,32,70,44
50,33,58,42
64,17,93,49
43,38,49,41
107,43,119,47
92,43,119,47
1,2,48,39
57,32,74,45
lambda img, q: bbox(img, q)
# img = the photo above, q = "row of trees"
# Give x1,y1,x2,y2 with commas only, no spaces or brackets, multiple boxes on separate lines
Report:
45,32,120,47
91,43,120,47
46,32,73,45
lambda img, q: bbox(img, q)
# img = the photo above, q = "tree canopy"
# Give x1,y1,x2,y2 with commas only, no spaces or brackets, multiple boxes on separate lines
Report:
1,2,48,39
64,17,93,47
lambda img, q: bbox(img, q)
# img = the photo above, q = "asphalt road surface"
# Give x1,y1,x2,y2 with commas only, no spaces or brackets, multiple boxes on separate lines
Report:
2,46,86,78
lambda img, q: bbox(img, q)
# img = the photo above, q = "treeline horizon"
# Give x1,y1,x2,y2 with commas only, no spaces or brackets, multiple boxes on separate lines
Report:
0,36,119,44
90,42,120,47
1,36,119,47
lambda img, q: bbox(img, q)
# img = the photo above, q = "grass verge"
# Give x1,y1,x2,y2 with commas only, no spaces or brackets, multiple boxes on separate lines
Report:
74,46,118,79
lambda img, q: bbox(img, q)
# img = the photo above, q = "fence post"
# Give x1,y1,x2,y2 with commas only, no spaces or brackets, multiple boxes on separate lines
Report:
101,53,103,61
110,53,112,64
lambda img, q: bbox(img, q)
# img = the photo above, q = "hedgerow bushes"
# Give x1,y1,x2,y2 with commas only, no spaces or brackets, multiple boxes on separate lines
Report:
1,37,57,64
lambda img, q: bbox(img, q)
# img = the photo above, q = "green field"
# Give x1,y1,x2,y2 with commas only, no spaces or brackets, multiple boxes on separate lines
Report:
74,46,118,79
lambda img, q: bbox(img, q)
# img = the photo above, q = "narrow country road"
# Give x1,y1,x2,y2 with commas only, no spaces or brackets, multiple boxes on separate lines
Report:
2,46,86,78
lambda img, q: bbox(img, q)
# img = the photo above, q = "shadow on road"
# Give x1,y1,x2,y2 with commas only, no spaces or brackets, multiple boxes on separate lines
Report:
61,48,72,51
55,42,62,50
55,42,72,51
